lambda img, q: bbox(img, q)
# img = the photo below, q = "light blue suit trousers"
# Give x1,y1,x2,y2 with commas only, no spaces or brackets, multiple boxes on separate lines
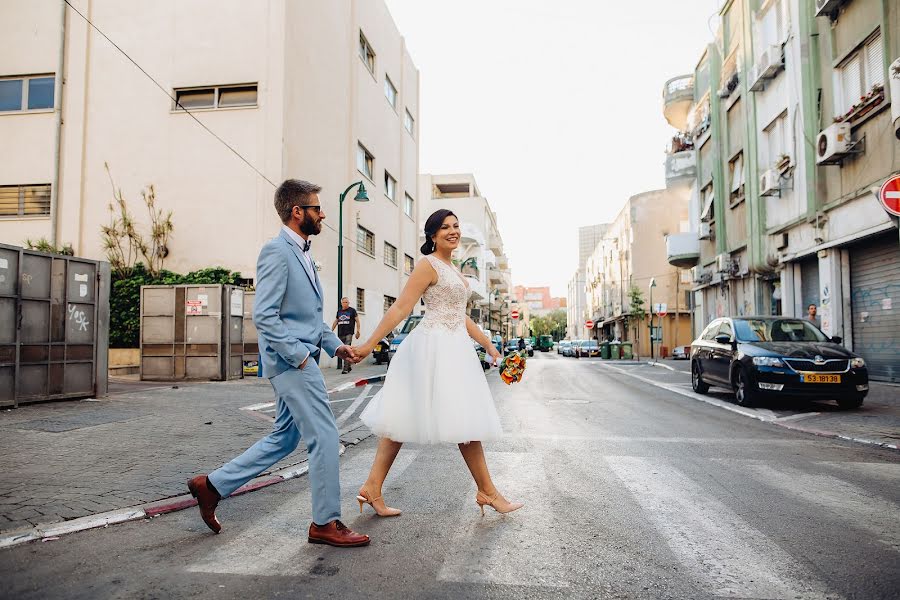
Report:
209,230,343,525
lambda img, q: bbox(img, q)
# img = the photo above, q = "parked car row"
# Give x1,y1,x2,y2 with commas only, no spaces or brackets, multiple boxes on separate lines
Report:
558,339,600,358
690,316,868,409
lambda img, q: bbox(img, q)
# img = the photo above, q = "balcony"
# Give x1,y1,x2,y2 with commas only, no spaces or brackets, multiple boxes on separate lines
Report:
666,233,700,269
663,75,694,130
665,150,696,183
488,266,502,285
488,232,502,254
496,253,509,270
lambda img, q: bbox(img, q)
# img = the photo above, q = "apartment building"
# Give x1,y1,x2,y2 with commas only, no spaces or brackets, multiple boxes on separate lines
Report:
567,224,608,339
664,0,899,381
0,0,420,348
418,173,513,338
584,189,692,358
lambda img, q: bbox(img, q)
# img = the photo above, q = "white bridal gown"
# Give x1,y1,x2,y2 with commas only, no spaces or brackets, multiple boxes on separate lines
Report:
360,254,504,444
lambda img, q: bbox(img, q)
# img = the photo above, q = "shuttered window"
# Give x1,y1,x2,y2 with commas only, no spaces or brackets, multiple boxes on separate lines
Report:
835,32,884,117
865,33,884,90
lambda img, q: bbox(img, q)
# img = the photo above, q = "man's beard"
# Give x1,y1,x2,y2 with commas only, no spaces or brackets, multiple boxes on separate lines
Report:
300,215,321,236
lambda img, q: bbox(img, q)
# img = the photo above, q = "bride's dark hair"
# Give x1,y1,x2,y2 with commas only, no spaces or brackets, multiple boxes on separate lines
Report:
420,209,457,255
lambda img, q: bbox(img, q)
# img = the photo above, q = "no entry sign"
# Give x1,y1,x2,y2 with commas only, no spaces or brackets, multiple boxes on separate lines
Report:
585,320,594,329
879,175,900,217
511,309,520,320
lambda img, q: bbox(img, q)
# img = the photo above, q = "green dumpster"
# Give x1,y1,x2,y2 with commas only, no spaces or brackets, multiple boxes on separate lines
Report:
609,342,621,360
600,342,610,360
620,341,633,360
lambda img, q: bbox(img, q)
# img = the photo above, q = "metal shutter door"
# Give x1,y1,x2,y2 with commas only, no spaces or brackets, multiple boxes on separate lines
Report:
850,234,900,382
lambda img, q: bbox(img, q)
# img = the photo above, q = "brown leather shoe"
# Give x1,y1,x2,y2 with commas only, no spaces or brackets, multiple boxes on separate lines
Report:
308,520,370,547
187,474,222,533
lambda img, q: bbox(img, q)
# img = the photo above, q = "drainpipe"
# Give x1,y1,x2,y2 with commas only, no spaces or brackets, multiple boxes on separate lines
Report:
50,0,66,247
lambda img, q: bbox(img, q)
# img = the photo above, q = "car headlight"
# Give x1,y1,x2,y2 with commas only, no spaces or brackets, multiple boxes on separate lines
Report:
752,356,785,367
850,357,866,368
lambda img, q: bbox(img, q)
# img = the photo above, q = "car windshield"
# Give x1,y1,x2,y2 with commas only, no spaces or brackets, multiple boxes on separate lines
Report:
400,317,422,334
734,318,828,343
585,341,598,348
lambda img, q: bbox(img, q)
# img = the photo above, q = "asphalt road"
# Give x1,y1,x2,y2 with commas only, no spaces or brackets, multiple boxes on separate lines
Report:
2,352,898,599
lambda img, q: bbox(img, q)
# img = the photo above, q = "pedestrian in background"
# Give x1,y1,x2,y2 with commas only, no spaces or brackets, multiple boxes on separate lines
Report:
332,297,360,373
806,303,819,326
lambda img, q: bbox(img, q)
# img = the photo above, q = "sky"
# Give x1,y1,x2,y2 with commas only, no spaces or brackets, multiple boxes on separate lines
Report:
384,0,721,297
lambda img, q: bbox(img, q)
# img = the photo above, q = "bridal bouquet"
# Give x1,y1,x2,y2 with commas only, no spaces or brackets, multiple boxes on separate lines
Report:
498,351,527,385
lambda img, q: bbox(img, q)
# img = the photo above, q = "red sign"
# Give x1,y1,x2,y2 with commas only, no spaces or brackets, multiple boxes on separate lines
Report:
511,309,520,320
879,175,900,217
585,320,594,329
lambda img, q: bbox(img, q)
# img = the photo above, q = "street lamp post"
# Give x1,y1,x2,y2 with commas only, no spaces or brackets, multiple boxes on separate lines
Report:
649,277,657,362
337,181,369,310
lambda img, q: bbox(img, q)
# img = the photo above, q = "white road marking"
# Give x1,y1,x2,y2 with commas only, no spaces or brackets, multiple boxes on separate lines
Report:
186,447,419,576
818,461,900,484
336,384,371,425
438,452,565,588
740,461,900,550
606,456,837,599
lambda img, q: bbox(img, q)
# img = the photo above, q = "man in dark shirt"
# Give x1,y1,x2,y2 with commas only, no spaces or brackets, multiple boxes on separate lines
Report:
331,297,360,373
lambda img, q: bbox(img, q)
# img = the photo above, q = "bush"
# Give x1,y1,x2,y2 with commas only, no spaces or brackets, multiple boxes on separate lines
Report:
110,263,242,348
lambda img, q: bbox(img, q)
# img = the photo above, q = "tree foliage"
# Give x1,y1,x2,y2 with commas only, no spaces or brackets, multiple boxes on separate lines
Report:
528,309,567,340
626,286,647,359
110,263,242,348
24,238,74,256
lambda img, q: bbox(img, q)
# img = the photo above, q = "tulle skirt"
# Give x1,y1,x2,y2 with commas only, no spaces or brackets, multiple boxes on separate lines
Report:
359,324,504,444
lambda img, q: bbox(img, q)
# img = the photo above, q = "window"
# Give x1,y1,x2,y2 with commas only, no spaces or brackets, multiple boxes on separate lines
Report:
384,242,398,268
357,225,375,256
359,32,375,74
384,171,396,202
0,184,51,217
0,75,54,112
404,254,415,275
404,109,415,135
384,76,397,109
763,112,789,168
383,295,396,313
717,320,733,341
356,288,366,313
729,152,745,204
834,32,884,117
174,84,258,110
404,193,414,218
699,184,715,222
357,143,374,180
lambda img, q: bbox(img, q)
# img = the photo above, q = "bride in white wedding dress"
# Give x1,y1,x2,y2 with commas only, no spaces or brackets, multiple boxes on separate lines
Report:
352,209,524,518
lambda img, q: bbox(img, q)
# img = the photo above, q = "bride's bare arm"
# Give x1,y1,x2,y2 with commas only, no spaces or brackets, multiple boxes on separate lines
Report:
356,259,437,356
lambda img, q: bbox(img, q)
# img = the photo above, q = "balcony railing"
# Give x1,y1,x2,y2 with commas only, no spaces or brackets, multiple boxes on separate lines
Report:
666,233,700,269
663,75,694,130
665,150,697,183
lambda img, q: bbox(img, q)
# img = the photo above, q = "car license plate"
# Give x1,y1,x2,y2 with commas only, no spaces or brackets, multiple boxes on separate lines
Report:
801,373,841,383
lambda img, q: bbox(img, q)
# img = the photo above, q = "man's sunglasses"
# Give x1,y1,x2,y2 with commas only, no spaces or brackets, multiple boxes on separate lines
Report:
296,205,322,214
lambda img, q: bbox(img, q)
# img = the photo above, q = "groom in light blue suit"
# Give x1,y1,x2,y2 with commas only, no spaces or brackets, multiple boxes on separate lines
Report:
188,180,370,547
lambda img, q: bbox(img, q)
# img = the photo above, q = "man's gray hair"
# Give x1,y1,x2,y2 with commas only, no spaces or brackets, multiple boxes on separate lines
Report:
274,179,322,223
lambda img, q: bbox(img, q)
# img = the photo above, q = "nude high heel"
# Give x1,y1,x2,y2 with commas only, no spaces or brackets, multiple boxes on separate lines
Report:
475,490,524,516
356,489,402,517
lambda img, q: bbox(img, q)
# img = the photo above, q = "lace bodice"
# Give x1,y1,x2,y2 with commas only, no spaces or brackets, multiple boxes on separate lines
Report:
421,255,469,332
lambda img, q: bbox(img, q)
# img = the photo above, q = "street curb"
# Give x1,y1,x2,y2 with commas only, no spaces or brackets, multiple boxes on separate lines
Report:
0,435,354,550
594,362,899,452
328,373,387,394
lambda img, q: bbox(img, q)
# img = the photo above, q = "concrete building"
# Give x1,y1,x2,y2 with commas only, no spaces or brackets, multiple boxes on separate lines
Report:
567,269,586,340
664,0,900,381
584,190,692,358
0,0,420,352
418,173,513,339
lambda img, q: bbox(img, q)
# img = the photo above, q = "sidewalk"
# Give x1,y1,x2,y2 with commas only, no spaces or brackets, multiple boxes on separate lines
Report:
636,358,900,450
0,361,387,541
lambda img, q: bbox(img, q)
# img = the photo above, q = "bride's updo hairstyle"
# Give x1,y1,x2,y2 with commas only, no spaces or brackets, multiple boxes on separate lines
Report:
420,209,457,255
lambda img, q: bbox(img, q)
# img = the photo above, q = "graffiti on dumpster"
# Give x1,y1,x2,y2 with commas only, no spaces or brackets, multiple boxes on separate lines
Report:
67,304,90,332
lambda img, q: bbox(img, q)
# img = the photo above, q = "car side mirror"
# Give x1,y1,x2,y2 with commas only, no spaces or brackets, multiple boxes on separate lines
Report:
830,335,842,344
714,334,732,345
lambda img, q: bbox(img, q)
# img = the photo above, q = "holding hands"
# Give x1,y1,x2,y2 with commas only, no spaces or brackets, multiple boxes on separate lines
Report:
335,345,361,365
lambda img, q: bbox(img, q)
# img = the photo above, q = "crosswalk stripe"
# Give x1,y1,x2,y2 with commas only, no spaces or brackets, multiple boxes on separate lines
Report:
336,384,372,426
741,461,900,550
606,456,835,599
818,461,900,484
437,451,565,588
186,448,419,576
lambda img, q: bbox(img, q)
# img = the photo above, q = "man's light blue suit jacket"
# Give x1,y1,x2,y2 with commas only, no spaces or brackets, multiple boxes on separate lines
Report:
254,229,343,379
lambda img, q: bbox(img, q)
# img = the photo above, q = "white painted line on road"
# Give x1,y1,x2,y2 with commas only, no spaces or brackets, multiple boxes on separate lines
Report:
773,412,821,423
336,384,371,425
819,461,900,484
742,462,900,550
606,456,834,599
240,401,275,411
647,361,678,372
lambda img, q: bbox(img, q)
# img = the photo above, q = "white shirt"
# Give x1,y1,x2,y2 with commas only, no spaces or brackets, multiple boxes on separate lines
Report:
281,225,315,278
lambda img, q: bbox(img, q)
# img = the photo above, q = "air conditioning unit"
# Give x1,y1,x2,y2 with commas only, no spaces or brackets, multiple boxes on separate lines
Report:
690,266,701,283
716,253,733,273
776,232,789,250
815,0,843,17
816,122,853,165
748,64,766,92
681,269,693,285
698,222,712,240
760,169,780,196
759,45,784,78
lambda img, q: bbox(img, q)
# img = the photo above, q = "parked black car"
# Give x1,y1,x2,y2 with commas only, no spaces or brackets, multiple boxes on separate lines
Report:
690,316,868,408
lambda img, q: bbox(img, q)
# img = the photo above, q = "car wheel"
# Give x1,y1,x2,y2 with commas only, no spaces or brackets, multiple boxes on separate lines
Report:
733,367,757,407
691,361,709,394
837,395,864,410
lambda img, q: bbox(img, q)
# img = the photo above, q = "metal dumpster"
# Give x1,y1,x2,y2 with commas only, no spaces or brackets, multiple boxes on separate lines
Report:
241,291,259,376
0,243,110,407
600,341,610,359
621,341,634,360
609,341,621,360
140,284,244,381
